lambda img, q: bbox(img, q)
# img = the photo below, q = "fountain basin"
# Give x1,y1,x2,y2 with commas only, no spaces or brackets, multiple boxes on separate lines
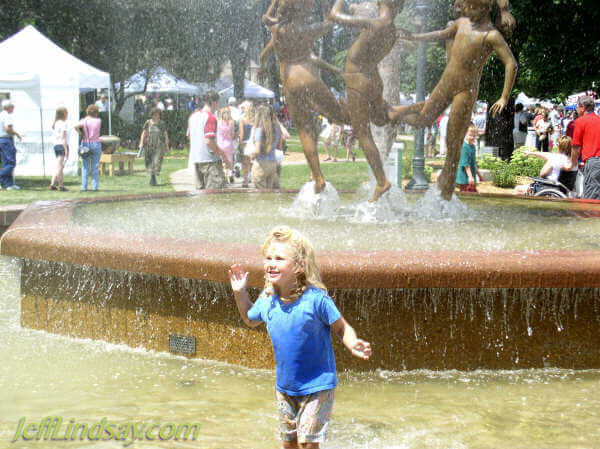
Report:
3,191,600,370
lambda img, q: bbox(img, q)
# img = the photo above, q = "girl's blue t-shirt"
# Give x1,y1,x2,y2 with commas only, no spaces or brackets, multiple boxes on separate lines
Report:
248,286,341,396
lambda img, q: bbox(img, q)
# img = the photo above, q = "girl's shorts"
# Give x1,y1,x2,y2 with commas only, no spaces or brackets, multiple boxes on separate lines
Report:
54,144,65,157
276,388,334,444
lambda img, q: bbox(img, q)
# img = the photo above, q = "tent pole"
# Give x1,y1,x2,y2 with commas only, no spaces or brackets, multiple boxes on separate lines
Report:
108,85,112,135
39,107,46,178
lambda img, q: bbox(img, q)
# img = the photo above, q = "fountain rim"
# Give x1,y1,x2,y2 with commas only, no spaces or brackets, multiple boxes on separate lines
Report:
2,189,600,289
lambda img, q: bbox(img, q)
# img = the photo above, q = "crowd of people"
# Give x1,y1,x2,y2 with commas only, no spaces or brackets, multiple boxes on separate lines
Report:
186,91,290,191
459,95,600,199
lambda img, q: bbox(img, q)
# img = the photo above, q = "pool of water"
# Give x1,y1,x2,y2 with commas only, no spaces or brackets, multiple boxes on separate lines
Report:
2,256,599,448
72,190,600,252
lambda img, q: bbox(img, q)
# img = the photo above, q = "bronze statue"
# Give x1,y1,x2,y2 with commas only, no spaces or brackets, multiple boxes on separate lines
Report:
390,0,517,200
260,0,517,203
260,0,349,194
329,0,405,202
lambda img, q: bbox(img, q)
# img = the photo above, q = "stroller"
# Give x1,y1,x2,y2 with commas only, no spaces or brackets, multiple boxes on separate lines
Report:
527,169,579,199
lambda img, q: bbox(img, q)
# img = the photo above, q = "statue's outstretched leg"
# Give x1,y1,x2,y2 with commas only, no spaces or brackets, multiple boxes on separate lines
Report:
437,90,476,200
287,97,326,193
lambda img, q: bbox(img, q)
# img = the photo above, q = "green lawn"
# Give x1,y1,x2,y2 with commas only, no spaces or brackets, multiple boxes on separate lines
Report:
0,157,188,206
0,132,421,207
280,161,371,191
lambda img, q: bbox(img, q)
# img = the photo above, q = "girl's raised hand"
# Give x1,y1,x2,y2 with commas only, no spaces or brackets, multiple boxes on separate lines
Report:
350,339,372,360
229,264,249,292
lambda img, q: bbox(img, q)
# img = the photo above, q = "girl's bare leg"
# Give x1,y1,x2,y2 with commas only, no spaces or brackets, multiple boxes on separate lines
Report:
390,82,454,128
437,90,477,200
57,155,65,187
242,155,250,187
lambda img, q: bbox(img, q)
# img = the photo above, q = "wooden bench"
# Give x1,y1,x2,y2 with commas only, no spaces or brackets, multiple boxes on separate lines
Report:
100,152,137,176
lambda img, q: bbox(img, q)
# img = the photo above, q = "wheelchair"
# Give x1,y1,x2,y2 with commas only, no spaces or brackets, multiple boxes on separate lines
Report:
527,170,578,199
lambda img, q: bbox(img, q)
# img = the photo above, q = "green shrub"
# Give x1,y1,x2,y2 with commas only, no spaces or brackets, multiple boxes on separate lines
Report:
402,147,432,182
477,154,503,171
509,146,544,177
491,160,516,188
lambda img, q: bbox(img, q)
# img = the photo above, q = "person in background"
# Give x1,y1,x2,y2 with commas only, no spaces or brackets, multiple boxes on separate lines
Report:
139,107,169,186
535,111,552,152
217,107,235,183
74,104,102,192
456,124,484,192
0,99,22,190
319,117,341,162
571,95,600,199
473,107,487,151
513,103,528,149
239,101,255,188
250,104,281,189
566,111,578,138
49,107,69,191
165,98,175,111
341,125,357,162
514,135,576,195
548,104,562,148
187,90,231,190
94,94,108,113
228,97,242,123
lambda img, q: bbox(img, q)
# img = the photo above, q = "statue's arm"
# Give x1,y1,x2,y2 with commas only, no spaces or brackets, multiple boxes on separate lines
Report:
262,0,279,25
259,38,275,71
488,30,518,116
304,20,335,41
311,54,343,75
401,22,457,42
330,0,373,28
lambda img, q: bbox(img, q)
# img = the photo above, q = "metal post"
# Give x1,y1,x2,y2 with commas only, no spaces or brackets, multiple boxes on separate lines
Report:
405,3,430,191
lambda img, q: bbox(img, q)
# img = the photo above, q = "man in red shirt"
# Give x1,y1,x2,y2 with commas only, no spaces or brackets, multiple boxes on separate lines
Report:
572,96,600,199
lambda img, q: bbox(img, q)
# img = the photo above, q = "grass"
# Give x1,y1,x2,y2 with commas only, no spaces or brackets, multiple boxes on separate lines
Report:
280,161,371,191
0,157,188,206
0,131,430,207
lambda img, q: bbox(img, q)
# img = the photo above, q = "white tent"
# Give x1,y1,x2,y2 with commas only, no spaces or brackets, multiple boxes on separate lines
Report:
0,25,111,176
218,78,274,100
120,66,201,95
117,66,201,121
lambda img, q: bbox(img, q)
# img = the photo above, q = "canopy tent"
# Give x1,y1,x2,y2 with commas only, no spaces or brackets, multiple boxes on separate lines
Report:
0,25,111,176
218,78,274,100
117,66,201,121
120,67,201,95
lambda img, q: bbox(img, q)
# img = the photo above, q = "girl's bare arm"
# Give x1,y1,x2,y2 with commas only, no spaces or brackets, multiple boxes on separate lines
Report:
259,38,274,71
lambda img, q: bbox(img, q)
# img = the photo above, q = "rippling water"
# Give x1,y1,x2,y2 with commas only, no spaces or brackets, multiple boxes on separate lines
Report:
72,188,600,252
1,256,599,448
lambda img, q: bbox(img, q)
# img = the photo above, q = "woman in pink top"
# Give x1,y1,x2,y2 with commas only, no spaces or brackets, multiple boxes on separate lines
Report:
217,108,235,183
74,104,102,191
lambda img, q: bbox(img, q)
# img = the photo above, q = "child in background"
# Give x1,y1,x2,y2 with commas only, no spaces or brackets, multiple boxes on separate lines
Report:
229,226,371,448
49,107,69,191
217,108,235,183
456,124,483,192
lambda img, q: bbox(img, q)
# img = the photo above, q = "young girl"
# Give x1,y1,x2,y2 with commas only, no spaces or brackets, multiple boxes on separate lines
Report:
217,108,235,183
390,0,517,200
49,107,69,191
229,226,371,448
250,105,282,189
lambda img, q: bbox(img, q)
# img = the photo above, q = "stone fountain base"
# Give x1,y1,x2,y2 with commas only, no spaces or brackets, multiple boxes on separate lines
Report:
5,192,600,370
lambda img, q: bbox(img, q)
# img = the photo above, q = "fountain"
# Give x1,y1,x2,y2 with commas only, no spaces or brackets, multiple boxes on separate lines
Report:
3,189,600,372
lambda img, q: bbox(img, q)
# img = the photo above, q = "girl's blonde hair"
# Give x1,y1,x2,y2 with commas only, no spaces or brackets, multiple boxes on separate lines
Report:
261,225,326,297
557,135,572,157
52,107,68,130
253,104,276,154
219,108,233,123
